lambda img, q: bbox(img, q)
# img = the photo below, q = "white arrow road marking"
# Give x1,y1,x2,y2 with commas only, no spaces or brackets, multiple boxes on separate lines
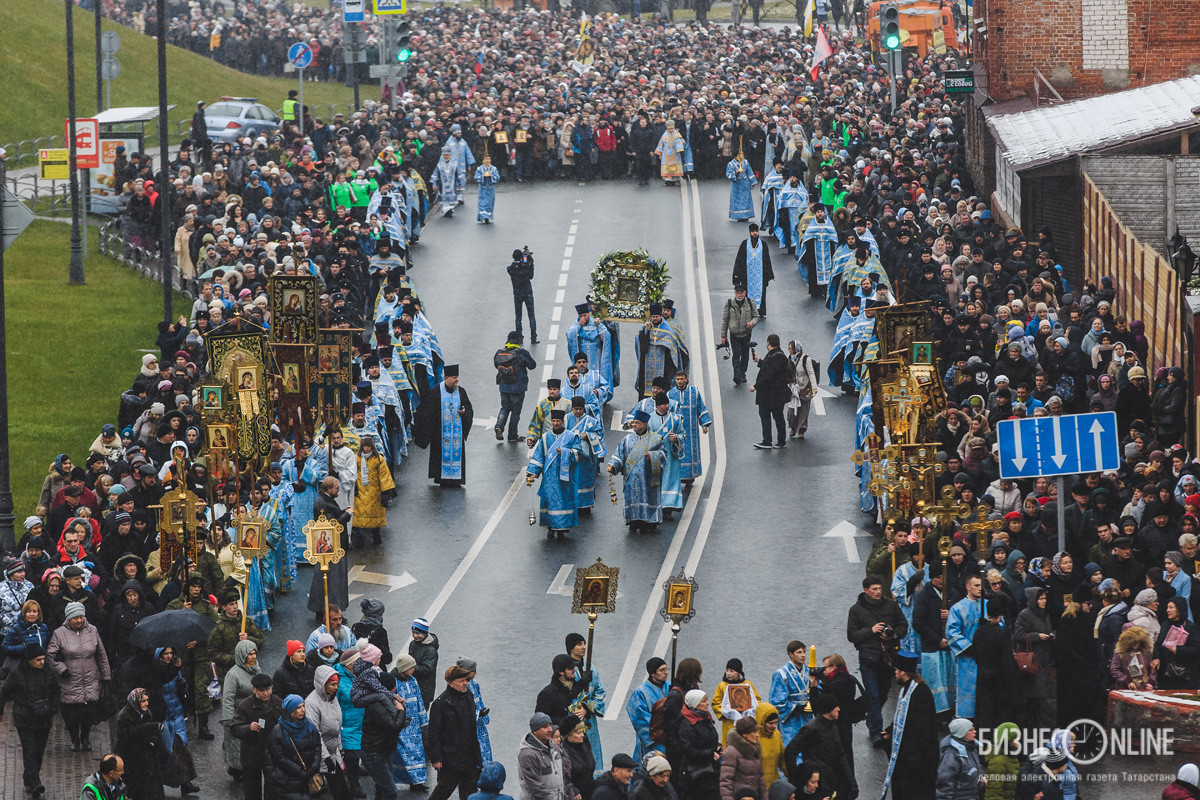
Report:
811,385,835,416
348,564,417,592
1089,418,1105,468
473,415,498,429
547,564,575,596
610,409,627,432
1012,425,1027,472
823,520,869,563
1051,416,1068,468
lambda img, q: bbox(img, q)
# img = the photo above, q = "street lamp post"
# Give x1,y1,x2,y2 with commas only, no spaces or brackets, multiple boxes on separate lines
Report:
1168,228,1198,448
66,0,86,285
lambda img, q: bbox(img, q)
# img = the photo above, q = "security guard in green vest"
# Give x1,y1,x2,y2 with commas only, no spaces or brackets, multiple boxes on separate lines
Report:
282,89,299,123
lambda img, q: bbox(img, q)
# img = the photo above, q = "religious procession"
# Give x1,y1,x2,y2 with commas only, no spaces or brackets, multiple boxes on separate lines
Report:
5,0,1200,799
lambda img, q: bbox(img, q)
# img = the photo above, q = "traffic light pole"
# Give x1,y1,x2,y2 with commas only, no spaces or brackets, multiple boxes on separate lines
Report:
890,50,898,113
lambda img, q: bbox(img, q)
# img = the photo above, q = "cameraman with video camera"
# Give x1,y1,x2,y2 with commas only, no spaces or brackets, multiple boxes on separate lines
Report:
846,574,908,749
719,284,760,385
507,247,538,345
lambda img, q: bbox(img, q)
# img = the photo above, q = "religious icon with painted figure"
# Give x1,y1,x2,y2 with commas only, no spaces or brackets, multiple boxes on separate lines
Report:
318,345,340,374
912,342,933,365
303,514,345,568
666,582,693,616
584,578,608,607
616,277,641,303
239,522,261,552
237,366,259,391
203,387,224,409
282,363,302,394
207,424,232,450
571,557,619,614
282,289,307,315
170,501,186,526
726,684,753,713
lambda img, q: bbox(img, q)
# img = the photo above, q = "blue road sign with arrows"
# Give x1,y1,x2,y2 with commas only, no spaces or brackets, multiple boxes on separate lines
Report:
997,412,1121,480
288,42,314,69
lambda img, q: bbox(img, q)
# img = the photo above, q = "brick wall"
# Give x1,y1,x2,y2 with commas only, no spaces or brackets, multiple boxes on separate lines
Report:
977,0,1200,103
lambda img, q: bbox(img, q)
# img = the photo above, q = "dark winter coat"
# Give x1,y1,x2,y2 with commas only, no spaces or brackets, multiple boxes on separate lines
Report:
427,684,482,772
273,656,317,702
677,710,720,800
753,348,791,410
230,692,283,769
719,730,764,800
784,714,857,800
886,681,938,799
935,735,985,800
564,736,597,800
1013,588,1055,699
591,770,630,800
359,688,407,754
846,591,908,662
408,633,439,706
266,721,322,798
116,702,165,800
0,658,60,729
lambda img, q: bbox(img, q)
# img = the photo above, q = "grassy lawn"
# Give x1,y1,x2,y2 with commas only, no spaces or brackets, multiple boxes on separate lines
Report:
4,220,190,514
2,0,358,156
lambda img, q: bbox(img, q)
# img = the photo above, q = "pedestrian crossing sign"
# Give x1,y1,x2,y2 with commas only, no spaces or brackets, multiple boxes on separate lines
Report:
373,0,406,14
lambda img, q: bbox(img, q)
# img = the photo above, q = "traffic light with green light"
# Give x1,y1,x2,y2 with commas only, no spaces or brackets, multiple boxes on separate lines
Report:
880,3,901,51
395,20,413,62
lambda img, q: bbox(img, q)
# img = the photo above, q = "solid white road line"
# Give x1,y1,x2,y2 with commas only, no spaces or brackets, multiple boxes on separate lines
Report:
606,180,718,717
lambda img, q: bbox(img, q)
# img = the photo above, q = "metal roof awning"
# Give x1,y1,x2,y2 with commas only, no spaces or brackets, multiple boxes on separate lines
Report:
94,106,176,126
987,75,1200,172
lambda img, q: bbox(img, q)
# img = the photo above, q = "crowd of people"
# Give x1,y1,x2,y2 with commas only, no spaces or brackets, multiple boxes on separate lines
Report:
5,1,1200,799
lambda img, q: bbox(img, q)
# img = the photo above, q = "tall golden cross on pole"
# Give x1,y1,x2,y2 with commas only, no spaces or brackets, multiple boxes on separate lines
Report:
959,504,1005,560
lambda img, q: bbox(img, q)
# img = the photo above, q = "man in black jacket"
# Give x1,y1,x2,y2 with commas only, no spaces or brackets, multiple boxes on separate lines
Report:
591,753,636,800
846,575,907,747
535,653,582,722
427,665,483,800
751,334,789,449
360,671,408,800
507,248,538,344
784,694,857,800
231,673,283,800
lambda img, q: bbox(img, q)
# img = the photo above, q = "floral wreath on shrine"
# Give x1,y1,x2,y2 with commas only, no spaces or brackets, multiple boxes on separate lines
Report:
587,249,671,323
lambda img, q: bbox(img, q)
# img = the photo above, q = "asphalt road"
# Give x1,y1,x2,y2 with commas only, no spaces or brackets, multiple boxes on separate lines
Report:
188,177,1172,798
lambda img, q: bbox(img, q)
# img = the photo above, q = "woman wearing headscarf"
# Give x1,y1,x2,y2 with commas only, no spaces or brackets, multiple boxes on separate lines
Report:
37,454,73,514
390,653,429,789
1154,598,1200,688
267,694,322,800
221,639,261,778
150,645,199,793
116,687,165,800
1014,587,1055,728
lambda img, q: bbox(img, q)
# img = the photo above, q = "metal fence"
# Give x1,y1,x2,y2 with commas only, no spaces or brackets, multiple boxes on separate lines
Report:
99,218,195,301
5,172,73,215
4,135,67,168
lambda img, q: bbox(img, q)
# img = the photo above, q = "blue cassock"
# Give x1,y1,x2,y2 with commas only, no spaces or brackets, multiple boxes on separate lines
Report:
774,184,807,246
473,164,499,222
246,501,282,603
578,368,612,406
668,384,711,482
854,387,877,513
371,373,408,461
562,379,603,417
280,455,315,563
891,561,929,654
726,158,757,220
741,238,767,310
574,665,607,776
245,555,271,632
432,158,465,211
567,321,615,392
391,675,428,785
564,411,606,510
527,429,582,530
401,176,422,240
946,596,983,717
626,679,670,763
445,137,476,178
267,480,296,594
798,217,839,285
848,313,877,391
608,431,672,525
437,383,464,480
768,661,812,746
366,187,408,249
827,308,859,387
646,408,685,510
760,169,784,235
468,679,493,763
